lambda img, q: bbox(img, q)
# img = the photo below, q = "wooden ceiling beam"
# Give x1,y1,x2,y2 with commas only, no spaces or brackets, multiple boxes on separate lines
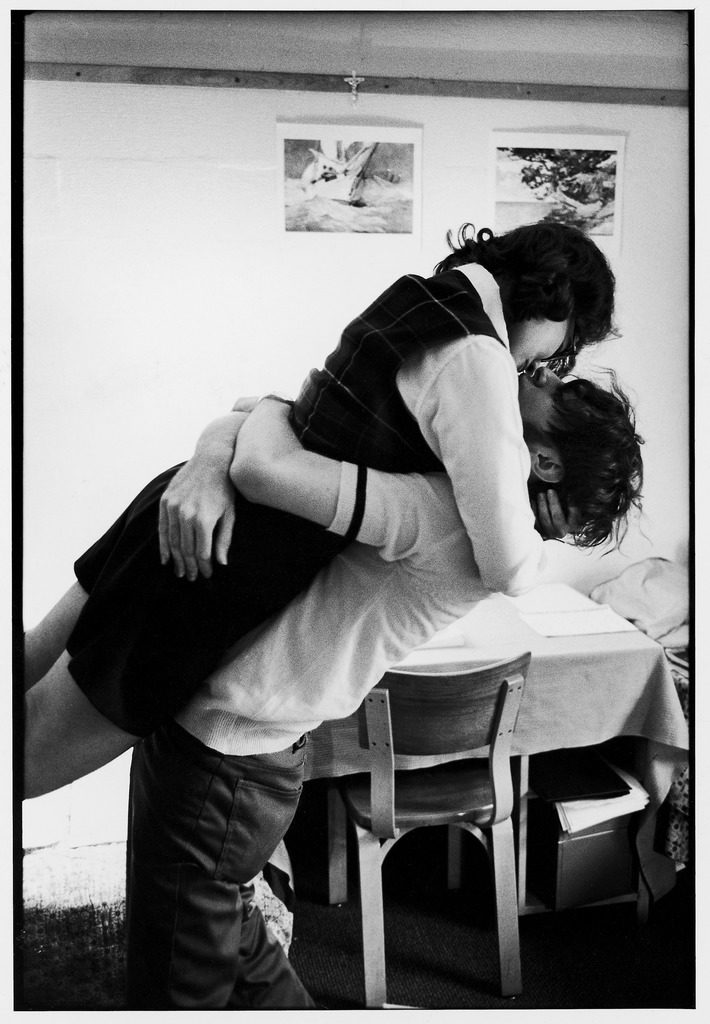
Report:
24,63,688,108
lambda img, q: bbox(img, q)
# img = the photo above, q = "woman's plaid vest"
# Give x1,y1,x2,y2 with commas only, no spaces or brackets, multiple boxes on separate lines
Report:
291,269,504,473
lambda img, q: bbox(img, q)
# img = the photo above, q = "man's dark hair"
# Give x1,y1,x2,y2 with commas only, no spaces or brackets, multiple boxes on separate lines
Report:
435,222,616,355
527,372,644,548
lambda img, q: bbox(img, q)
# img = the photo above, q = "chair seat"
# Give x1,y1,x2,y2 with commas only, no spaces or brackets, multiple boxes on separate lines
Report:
342,761,494,831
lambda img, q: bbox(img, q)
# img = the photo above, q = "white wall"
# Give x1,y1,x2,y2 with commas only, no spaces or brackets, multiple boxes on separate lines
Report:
24,78,688,622
22,76,688,843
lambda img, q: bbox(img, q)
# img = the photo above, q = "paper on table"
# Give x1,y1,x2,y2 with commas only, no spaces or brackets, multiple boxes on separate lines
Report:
521,605,637,637
556,764,649,833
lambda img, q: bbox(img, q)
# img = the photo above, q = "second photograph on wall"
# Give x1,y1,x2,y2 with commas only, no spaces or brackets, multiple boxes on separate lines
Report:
491,131,626,255
277,123,422,238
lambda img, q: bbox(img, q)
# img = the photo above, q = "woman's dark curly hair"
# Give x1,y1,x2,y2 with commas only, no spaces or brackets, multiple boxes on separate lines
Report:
434,222,617,354
527,372,644,548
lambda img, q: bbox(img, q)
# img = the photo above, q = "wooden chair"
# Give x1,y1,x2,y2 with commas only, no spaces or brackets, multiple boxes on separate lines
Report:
328,652,531,1008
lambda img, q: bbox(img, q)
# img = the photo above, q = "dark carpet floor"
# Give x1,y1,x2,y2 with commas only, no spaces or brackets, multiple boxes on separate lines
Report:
18,777,695,1010
286,779,696,1011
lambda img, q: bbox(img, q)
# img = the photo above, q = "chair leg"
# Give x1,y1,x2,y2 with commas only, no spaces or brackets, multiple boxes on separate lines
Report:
355,824,387,1008
488,818,523,997
327,784,349,905
447,824,463,889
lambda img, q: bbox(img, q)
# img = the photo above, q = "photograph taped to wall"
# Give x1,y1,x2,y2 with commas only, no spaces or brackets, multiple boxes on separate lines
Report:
277,123,421,238
491,132,625,256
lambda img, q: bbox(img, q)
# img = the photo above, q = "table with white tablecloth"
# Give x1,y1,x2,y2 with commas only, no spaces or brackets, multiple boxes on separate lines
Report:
306,586,689,909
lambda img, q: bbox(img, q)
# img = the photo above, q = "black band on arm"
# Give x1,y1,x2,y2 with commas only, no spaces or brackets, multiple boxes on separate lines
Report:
343,464,368,544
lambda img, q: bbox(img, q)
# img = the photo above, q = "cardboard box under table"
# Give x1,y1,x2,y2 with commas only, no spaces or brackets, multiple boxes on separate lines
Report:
527,803,636,910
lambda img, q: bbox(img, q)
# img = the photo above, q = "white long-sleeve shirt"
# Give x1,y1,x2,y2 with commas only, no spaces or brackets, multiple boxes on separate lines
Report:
175,467,492,754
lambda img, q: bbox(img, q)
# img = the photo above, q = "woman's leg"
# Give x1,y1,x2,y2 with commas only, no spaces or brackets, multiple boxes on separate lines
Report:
24,650,140,799
24,582,88,690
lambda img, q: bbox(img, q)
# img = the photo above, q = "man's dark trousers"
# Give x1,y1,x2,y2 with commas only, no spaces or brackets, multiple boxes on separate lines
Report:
125,719,315,1009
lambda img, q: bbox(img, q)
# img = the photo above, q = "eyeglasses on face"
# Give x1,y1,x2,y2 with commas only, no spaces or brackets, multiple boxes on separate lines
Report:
537,318,577,377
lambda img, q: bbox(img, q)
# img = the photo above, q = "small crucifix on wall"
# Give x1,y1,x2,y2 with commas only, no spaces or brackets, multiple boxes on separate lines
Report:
344,70,365,105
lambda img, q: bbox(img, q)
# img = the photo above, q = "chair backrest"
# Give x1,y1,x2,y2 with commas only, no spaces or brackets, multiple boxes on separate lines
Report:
360,652,531,837
366,652,531,756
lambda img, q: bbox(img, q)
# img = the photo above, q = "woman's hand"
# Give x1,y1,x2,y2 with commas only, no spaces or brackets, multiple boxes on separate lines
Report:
535,489,581,541
158,412,248,580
